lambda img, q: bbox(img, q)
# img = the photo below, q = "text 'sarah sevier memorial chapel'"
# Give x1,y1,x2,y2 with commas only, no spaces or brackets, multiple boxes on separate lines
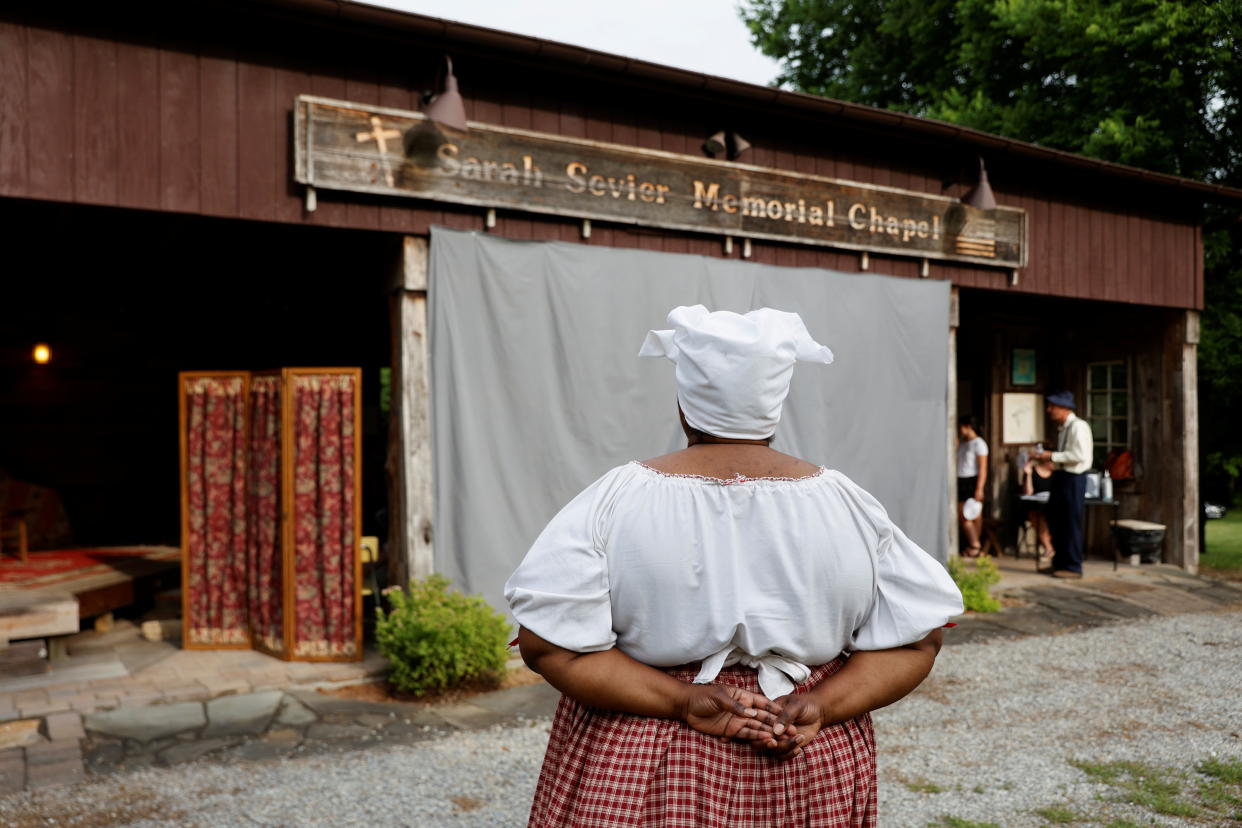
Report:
1,1,1235,642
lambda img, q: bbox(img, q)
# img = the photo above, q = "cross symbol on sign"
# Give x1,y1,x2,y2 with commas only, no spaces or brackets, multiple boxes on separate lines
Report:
355,116,402,187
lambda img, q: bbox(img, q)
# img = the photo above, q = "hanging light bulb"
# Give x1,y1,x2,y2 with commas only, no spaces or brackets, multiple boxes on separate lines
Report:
33,343,51,364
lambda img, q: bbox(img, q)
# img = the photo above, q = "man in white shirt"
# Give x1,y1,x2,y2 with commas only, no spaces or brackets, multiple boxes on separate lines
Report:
1034,391,1094,578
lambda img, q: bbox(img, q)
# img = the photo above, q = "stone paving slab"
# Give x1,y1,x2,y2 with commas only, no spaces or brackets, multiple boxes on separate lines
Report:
0,719,41,750
41,711,85,742
967,607,1072,638
470,682,561,719
25,739,81,765
1107,583,1224,615
24,756,84,790
0,657,128,694
202,691,282,737
1085,579,1157,595
286,689,406,719
85,701,206,742
305,722,375,742
274,695,318,727
156,737,235,767
0,750,25,795
429,702,510,731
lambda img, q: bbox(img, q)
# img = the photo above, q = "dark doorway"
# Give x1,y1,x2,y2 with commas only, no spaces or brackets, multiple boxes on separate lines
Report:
0,198,395,548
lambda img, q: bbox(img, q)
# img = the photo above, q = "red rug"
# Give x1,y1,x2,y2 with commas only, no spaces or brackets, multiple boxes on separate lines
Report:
0,546,179,589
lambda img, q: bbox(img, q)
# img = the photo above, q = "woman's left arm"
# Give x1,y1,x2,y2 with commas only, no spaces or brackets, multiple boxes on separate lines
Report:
974,449,988,501
518,626,780,740
754,630,943,757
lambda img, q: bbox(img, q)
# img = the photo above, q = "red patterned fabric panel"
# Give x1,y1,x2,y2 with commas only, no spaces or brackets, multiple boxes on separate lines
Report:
529,660,877,827
290,373,357,658
246,375,284,654
184,376,249,646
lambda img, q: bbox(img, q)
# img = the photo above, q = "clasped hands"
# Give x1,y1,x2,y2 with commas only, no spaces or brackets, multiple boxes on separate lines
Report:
679,683,825,758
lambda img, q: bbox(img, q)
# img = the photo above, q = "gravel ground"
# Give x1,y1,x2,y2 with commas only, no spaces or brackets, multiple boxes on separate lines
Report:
2,610,1240,828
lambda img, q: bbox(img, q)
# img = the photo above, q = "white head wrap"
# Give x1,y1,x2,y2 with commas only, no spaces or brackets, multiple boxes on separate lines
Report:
639,305,834,440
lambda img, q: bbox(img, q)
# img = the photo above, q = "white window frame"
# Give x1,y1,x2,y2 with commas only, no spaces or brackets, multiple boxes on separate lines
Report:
1086,360,1130,470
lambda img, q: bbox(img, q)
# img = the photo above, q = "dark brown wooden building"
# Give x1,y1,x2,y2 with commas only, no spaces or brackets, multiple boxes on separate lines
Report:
3,0,1238,579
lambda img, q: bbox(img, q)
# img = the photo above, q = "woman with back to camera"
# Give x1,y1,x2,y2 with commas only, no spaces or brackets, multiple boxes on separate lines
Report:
505,305,964,827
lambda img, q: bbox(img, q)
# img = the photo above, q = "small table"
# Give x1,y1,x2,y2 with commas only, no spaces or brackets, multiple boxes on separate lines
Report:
1018,494,1119,568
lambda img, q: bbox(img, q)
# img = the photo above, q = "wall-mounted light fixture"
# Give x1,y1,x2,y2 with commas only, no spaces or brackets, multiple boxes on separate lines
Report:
961,156,997,210
702,130,752,161
424,56,469,132
703,131,727,156
33,343,51,364
729,134,752,160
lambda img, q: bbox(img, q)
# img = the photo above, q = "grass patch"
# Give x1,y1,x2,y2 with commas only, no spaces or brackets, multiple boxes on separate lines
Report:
1070,758,1133,785
1070,757,1242,822
1101,821,1142,828
1200,757,1242,784
1070,759,1195,817
928,817,1001,828
1204,509,1242,572
1033,805,1085,823
906,778,947,793
1199,779,1242,815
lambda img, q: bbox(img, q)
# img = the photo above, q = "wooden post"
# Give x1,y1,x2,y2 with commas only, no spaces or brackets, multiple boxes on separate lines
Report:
1173,310,1200,572
387,236,435,587
946,287,960,562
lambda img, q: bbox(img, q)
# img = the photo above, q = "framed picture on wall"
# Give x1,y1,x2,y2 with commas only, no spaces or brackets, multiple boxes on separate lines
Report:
1011,348,1037,386
1002,392,1045,444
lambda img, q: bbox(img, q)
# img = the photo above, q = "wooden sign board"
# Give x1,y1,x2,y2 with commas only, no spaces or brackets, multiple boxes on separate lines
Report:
295,96,1027,268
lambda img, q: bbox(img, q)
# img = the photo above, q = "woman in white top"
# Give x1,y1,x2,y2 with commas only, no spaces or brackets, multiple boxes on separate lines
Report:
506,306,963,827
956,415,989,557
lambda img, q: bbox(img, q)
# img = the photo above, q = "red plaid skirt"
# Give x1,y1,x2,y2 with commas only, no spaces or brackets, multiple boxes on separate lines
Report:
527,658,876,827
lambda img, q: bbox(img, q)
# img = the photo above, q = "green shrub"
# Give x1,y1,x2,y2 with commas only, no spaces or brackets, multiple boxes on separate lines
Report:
375,574,511,695
948,555,1001,613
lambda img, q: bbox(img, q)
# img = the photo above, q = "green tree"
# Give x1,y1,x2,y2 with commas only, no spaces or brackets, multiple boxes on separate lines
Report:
741,0,1242,502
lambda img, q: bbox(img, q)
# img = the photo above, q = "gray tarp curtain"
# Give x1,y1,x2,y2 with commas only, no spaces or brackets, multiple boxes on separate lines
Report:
429,227,950,615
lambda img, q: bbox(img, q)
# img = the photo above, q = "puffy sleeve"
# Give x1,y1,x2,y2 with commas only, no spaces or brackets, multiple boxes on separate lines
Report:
503,467,626,653
846,482,964,652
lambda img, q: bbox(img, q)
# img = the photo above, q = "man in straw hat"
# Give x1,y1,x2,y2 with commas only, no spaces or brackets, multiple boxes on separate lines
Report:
1034,390,1094,578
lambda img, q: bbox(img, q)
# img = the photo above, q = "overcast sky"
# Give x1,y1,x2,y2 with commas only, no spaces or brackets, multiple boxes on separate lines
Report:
360,0,783,87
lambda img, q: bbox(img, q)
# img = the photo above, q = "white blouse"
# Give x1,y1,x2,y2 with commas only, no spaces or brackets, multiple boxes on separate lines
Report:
504,462,963,699
956,437,989,478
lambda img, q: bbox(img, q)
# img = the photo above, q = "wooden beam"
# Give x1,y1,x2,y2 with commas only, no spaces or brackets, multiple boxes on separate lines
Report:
1178,310,1200,573
388,236,434,586
946,287,959,562
401,235,428,291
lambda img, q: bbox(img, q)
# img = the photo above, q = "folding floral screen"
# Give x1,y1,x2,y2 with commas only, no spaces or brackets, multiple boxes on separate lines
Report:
179,368,362,661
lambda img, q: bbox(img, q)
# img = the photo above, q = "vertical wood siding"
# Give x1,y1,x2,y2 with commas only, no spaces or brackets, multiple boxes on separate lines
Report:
0,16,1203,310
